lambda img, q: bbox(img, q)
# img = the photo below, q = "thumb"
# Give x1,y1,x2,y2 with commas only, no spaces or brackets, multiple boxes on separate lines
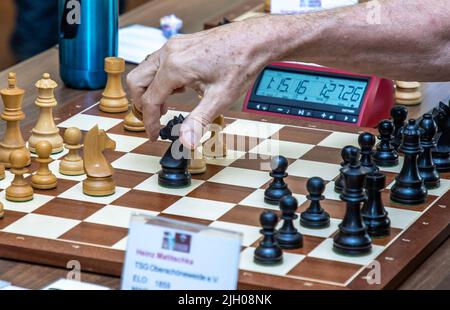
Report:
180,90,224,149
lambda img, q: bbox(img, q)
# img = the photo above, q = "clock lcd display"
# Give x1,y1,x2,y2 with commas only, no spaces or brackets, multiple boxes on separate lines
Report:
256,69,369,109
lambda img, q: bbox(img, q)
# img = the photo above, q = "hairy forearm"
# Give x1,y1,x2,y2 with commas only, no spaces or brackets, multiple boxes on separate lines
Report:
252,0,450,81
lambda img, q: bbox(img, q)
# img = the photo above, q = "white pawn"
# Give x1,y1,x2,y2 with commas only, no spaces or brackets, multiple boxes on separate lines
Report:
31,140,57,190
60,127,84,176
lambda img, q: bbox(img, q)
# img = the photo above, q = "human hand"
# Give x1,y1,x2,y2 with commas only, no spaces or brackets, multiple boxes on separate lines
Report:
126,16,275,149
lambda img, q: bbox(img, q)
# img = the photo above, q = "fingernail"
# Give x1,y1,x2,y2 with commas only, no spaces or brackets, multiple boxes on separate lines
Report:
180,130,196,149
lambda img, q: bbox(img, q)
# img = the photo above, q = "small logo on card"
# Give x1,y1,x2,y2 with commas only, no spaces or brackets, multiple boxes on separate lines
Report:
162,232,192,253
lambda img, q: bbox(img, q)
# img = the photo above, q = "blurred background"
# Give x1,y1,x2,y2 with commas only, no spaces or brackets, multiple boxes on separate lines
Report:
0,0,151,71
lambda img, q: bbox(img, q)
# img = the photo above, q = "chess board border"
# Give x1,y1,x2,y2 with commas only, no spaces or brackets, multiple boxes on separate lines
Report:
0,92,448,290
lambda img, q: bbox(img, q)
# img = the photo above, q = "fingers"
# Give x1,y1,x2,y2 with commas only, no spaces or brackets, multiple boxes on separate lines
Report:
126,51,161,111
180,87,228,149
141,71,178,141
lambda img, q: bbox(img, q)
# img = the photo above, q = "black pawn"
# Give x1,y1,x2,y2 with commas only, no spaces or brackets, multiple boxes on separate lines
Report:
391,106,408,151
418,114,440,189
333,146,372,255
264,156,292,205
276,195,303,249
334,146,354,193
358,132,378,174
254,211,283,265
301,177,330,228
373,120,399,167
362,172,391,237
390,119,428,205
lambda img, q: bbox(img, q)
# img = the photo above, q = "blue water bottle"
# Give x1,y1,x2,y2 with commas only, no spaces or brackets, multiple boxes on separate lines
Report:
58,0,118,89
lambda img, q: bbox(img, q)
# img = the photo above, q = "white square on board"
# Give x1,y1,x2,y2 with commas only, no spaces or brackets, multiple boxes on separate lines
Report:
384,207,421,229
58,183,130,205
162,197,235,221
2,213,80,239
239,247,305,276
308,238,385,266
112,153,161,174
58,114,122,131
288,159,340,181
318,132,360,149
223,119,284,139
208,167,272,188
85,205,160,228
249,139,315,159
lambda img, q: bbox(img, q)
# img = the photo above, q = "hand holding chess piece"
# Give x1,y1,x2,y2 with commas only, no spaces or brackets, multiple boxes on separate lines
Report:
159,115,192,187
59,127,85,176
31,140,58,190
6,149,33,202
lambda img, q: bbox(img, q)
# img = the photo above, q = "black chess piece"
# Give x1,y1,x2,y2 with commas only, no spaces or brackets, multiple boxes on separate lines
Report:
418,114,440,189
432,102,450,172
158,115,192,188
358,132,378,174
373,120,399,167
276,195,303,249
333,146,372,255
334,145,354,193
361,172,391,237
264,156,292,205
254,210,283,265
390,119,428,205
391,106,408,151
301,177,330,228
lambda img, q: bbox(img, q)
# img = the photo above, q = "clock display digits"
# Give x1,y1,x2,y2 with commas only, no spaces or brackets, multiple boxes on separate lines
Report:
256,69,368,109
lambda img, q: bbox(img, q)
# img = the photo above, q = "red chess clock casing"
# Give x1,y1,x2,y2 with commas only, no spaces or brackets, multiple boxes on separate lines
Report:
243,62,395,127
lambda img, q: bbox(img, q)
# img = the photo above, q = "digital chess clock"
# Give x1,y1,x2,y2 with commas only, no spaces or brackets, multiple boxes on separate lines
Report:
243,62,394,127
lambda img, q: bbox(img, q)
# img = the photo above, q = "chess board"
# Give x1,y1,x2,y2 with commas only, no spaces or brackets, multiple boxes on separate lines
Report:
0,97,448,290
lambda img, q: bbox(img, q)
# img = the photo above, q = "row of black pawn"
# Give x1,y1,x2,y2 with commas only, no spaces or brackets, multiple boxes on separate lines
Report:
254,105,448,264
254,147,386,265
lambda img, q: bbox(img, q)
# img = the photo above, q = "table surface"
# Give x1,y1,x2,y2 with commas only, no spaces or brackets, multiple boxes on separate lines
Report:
0,0,449,290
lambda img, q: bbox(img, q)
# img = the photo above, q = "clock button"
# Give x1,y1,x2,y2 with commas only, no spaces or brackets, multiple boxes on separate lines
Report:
248,102,269,111
296,109,314,117
269,105,291,114
337,114,359,123
313,111,331,119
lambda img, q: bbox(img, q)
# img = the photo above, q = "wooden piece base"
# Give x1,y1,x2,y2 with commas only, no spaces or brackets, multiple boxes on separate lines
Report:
6,184,33,202
83,176,115,197
59,160,85,176
99,101,129,114
124,110,145,132
31,174,57,190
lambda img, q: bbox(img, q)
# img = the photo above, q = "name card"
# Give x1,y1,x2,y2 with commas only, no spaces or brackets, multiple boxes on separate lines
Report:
121,215,243,290
271,0,358,14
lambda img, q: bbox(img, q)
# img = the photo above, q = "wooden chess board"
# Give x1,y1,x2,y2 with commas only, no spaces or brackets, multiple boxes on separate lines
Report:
0,97,448,290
